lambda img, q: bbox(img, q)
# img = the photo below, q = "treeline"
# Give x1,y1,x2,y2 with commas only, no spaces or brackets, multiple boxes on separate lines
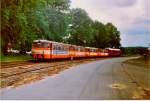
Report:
1,0,121,54
121,47,149,56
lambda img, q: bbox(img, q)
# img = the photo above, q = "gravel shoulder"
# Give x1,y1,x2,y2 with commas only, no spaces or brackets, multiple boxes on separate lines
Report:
122,57,150,99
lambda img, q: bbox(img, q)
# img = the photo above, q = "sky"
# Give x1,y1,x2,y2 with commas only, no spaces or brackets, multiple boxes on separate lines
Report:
70,0,150,47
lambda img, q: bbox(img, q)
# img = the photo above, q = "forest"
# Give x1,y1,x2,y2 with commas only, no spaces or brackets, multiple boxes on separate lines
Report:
1,0,121,55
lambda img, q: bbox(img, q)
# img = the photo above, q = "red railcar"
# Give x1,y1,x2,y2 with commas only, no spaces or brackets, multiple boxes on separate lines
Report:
106,48,121,56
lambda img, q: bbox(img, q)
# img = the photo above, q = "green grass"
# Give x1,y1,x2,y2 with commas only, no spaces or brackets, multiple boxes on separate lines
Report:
0,54,33,62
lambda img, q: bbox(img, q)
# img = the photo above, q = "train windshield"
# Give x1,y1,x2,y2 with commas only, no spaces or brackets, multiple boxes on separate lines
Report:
32,42,50,48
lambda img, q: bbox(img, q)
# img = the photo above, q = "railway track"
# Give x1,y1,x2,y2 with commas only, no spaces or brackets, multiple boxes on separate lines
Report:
1,62,72,78
1,61,35,69
1,59,73,69
0,58,110,88
0,59,95,78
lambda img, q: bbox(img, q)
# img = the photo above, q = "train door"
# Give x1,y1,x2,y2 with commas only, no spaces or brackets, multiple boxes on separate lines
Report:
51,43,56,59
63,44,69,58
49,43,52,59
85,48,89,57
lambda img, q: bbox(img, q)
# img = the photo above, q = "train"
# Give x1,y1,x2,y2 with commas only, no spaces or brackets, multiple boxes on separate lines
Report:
31,40,121,60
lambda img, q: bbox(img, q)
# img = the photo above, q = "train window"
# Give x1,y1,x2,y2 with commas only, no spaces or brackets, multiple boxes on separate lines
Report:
81,47,84,52
49,43,52,49
91,49,96,52
54,44,58,50
90,49,94,52
70,46,74,51
52,45,55,50
87,49,90,52
75,47,78,51
78,47,81,52
80,47,82,52
56,45,58,50
32,42,49,48
32,42,40,48
80,47,83,52
63,45,67,50
42,42,49,48
56,46,58,50
63,45,65,50
66,45,69,50
82,47,85,52
61,45,64,50
104,50,108,53
76,47,78,51
85,49,88,52
57,45,61,50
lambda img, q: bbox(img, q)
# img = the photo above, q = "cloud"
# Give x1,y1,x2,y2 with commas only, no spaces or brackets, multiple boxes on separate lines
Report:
93,0,137,7
113,0,137,7
121,32,150,47
70,0,150,47
70,0,148,29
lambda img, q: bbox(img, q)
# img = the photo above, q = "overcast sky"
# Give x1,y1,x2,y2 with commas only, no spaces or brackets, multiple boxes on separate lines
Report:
70,0,150,47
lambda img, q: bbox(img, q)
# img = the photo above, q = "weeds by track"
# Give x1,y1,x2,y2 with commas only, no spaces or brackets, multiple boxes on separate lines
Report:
1,61,35,69
0,58,110,88
1,61,72,78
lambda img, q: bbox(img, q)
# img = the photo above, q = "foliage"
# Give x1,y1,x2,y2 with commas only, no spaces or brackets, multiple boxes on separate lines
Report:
121,47,148,55
105,23,121,48
65,8,93,46
91,21,108,48
1,0,121,55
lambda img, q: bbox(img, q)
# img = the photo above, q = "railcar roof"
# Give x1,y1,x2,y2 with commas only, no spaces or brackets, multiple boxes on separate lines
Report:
33,40,75,46
33,40,52,43
33,40,101,50
85,47,98,49
106,48,120,51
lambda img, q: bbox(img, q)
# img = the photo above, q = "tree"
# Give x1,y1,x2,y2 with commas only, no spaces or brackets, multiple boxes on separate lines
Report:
1,0,70,54
91,21,108,48
66,8,93,46
45,9,69,42
105,23,121,48
1,0,121,55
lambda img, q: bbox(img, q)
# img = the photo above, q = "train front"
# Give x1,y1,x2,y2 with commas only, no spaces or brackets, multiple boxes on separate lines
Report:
31,40,52,60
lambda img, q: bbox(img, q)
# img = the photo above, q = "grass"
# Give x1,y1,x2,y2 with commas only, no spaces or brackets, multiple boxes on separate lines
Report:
124,56,149,68
0,54,33,62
